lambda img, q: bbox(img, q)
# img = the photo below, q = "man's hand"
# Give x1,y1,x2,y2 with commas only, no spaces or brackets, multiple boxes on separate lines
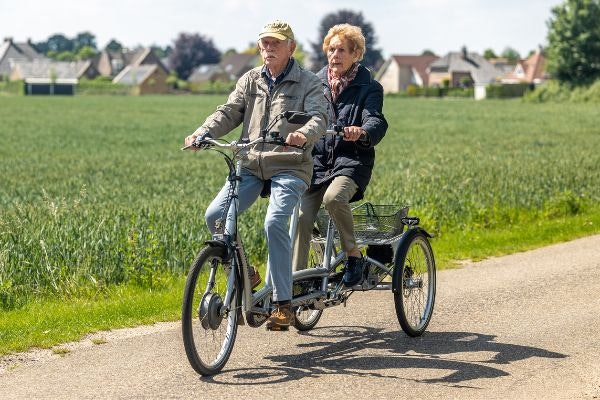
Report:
184,132,212,150
286,131,307,147
343,126,366,142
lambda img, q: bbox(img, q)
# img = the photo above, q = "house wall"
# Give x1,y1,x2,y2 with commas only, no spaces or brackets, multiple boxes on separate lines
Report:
139,68,169,94
428,72,450,87
452,71,472,87
96,52,113,77
398,65,414,91
378,60,400,94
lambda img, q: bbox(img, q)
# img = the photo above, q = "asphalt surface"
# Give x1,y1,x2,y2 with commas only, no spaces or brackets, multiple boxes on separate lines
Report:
1,234,599,399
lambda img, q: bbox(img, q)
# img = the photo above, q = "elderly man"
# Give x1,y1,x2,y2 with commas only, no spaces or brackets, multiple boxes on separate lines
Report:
185,20,327,331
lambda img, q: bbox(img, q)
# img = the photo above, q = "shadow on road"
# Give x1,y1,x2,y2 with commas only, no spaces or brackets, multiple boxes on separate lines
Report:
204,326,566,385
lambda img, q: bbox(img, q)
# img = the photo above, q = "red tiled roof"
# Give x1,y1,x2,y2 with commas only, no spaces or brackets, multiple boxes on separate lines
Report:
504,51,547,83
524,51,546,82
391,55,439,85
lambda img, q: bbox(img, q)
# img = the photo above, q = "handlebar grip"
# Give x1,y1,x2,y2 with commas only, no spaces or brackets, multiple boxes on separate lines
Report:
326,127,366,139
181,138,214,151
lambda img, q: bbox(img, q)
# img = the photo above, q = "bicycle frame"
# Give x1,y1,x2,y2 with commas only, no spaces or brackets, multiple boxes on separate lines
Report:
197,137,399,322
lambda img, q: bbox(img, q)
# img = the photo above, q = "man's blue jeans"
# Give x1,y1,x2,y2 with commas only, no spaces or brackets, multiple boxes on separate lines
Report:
205,168,307,302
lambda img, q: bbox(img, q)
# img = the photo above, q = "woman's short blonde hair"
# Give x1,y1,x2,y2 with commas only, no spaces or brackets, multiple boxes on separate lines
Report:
322,24,366,61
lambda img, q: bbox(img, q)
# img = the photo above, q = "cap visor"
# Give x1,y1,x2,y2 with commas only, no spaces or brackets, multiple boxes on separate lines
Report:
258,32,287,41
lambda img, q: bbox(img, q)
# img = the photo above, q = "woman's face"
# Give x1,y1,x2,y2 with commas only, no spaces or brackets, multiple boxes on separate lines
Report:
327,35,357,76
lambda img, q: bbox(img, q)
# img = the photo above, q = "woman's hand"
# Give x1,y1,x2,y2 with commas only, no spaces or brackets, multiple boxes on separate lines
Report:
343,126,366,141
286,131,307,147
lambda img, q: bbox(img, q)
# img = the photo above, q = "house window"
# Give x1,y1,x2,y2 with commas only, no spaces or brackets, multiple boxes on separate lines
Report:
111,59,123,72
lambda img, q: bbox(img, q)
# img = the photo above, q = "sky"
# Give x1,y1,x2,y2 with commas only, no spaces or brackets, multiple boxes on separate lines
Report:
1,0,564,58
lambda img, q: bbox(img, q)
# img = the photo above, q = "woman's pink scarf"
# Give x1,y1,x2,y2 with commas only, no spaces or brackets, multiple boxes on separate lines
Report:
327,63,359,102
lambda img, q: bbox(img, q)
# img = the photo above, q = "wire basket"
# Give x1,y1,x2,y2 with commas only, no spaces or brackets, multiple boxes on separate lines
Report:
314,203,409,245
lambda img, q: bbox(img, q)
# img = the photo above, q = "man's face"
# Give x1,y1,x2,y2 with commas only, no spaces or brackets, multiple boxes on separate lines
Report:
258,37,295,72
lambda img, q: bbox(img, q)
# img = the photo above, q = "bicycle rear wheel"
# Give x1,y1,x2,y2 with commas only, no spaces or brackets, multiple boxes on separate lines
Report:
393,230,436,337
181,246,240,376
294,306,323,331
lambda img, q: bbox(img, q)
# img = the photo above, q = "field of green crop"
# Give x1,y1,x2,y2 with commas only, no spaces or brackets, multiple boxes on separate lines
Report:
1,95,599,312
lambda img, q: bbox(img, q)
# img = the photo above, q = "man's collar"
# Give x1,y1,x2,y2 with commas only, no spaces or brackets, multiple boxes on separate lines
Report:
261,58,295,82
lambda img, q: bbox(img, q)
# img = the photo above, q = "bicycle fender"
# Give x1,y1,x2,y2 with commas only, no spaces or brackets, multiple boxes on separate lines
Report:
203,240,230,259
391,228,430,293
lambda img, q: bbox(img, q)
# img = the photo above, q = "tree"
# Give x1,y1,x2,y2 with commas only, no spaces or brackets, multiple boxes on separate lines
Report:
46,34,73,53
76,46,97,60
309,9,383,72
294,42,307,68
55,51,76,61
105,39,123,52
483,48,497,60
546,0,600,86
169,33,221,80
421,49,436,57
241,42,259,56
151,44,173,58
223,48,238,57
73,32,97,52
33,40,49,54
501,47,521,63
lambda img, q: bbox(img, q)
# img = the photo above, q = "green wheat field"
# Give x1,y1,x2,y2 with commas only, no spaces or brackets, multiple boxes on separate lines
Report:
1,95,599,316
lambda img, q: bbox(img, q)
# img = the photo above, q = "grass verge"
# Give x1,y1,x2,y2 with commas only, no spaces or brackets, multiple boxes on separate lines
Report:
0,275,184,355
434,207,600,267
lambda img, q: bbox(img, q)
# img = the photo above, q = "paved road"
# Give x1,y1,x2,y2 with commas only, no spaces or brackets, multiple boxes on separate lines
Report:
1,235,600,399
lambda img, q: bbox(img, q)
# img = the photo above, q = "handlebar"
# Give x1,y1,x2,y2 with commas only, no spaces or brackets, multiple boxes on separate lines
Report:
181,136,306,151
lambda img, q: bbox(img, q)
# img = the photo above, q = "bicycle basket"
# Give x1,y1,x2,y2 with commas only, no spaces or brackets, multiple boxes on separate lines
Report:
314,202,409,244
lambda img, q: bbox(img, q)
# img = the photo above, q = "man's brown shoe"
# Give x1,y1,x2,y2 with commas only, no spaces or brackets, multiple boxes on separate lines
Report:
265,304,295,331
248,266,261,289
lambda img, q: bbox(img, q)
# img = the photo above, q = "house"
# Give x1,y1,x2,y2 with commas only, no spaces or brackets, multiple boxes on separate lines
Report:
488,57,516,75
188,53,259,84
188,64,223,83
94,47,168,78
0,37,47,79
112,64,170,95
375,54,439,93
428,48,506,99
9,60,97,95
428,48,504,88
502,49,548,85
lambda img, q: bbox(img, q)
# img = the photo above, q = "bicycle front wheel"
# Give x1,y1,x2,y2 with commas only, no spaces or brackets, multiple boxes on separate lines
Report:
181,246,240,376
393,230,436,337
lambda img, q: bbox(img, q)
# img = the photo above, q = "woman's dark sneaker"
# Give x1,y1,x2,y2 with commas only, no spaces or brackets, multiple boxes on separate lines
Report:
343,256,366,287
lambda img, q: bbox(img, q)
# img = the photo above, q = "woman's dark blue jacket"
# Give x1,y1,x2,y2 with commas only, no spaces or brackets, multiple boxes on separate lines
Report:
311,64,388,202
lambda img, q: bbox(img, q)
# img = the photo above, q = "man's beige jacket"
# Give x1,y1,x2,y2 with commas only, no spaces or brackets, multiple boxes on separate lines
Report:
198,60,328,185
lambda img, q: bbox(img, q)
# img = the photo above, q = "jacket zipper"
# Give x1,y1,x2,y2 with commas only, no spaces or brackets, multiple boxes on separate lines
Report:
258,85,272,181
323,79,367,172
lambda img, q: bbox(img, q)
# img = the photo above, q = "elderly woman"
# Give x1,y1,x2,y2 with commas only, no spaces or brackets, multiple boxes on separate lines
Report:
292,24,388,286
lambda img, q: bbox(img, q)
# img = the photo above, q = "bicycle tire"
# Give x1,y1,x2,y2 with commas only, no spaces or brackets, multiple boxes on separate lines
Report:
293,307,323,331
294,234,333,332
392,229,436,337
181,246,240,376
